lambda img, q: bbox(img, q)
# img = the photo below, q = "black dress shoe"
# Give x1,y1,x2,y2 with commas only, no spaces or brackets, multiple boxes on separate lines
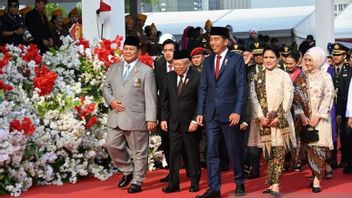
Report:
235,184,245,197
270,191,280,197
162,185,180,193
195,189,221,198
312,186,321,193
343,166,352,174
160,175,169,182
189,185,199,192
247,173,259,179
128,184,142,193
262,189,273,194
118,174,133,188
325,170,333,179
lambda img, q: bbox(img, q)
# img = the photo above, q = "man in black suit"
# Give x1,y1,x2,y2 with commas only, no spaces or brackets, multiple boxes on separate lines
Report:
154,39,176,172
160,50,201,193
25,0,53,53
334,43,352,173
333,43,351,169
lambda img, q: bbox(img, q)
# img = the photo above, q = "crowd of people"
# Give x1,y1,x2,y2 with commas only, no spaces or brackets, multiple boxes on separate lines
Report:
0,0,81,52
105,13,352,198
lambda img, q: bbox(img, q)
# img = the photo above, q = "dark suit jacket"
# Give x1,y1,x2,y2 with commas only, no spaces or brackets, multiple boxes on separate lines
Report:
161,67,200,132
337,65,352,117
25,9,51,52
197,50,247,122
154,56,169,119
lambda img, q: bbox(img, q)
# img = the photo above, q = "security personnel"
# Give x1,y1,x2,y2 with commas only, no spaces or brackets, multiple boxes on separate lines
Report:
334,43,352,172
279,45,291,71
197,19,212,54
246,40,265,179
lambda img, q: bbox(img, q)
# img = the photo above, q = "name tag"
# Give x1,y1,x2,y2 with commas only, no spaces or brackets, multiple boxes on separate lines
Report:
343,74,348,77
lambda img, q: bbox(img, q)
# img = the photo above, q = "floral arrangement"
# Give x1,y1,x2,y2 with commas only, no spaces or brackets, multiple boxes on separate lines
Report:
0,36,163,196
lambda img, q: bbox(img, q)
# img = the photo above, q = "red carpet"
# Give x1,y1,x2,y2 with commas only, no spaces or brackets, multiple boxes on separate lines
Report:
5,165,352,198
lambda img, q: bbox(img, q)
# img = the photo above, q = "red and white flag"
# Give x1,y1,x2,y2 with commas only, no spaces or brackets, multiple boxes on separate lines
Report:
97,0,111,24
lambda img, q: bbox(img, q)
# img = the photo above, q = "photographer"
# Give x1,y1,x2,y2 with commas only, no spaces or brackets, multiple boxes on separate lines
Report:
25,0,53,53
0,0,28,46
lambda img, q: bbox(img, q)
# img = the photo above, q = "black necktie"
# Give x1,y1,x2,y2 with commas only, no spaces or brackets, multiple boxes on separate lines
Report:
336,67,340,74
177,75,184,96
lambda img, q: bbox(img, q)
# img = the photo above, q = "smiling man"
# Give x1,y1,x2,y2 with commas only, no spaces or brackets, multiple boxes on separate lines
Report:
196,27,247,198
102,36,157,194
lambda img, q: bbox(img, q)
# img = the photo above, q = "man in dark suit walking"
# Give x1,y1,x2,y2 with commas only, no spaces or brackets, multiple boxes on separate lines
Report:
196,27,247,198
160,50,201,193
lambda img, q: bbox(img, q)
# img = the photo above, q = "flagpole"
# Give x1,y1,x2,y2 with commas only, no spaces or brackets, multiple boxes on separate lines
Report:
101,24,104,39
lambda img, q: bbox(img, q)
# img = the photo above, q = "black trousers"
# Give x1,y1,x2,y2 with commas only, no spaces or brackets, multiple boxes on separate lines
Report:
340,117,352,165
168,124,201,187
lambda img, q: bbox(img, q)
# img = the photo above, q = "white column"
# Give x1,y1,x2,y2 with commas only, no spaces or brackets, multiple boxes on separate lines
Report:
82,0,125,43
315,0,335,53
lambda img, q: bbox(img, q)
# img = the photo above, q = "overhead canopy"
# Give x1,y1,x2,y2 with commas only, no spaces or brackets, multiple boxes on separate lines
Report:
335,3,352,39
145,6,315,38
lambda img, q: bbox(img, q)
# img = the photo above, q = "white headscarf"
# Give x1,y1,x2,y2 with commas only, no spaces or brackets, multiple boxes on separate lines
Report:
303,47,328,72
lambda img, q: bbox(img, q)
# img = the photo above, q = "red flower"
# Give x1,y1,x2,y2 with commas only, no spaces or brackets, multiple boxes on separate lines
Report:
139,53,154,68
10,119,22,132
92,37,122,68
9,117,36,135
22,117,36,135
33,65,58,96
85,116,98,128
22,44,42,64
0,80,13,92
78,39,90,50
0,46,11,74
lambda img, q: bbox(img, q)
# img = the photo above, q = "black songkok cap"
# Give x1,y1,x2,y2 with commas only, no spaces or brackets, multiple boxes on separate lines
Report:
173,50,189,60
8,0,19,7
124,36,140,48
210,26,229,39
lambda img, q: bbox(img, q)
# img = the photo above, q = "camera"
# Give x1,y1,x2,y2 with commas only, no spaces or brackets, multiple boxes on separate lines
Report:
23,30,34,43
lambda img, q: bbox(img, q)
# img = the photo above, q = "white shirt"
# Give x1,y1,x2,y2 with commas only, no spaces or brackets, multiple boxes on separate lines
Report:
123,59,138,78
167,62,173,73
213,48,229,71
346,79,352,117
177,67,189,85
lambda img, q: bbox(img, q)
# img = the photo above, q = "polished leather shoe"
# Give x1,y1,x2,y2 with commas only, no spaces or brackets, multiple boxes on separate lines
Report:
118,174,133,188
195,189,221,198
312,186,321,193
270,191,280,198
262,189,273,194
160,175,169,182
235,184,245,196
162,186,180,193
128,184,142,193
189,185,199,192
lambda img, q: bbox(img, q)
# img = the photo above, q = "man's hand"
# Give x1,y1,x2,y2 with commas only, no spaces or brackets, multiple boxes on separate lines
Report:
48,38,54,47
269,118,279,128
15,27,25,35
188,122,198,132
337,115,342,125
43,39,50,47
110,100,125,112
229,113,240,126
348,118,352,128
309,116,320,128
147,121,157,132
196,115,204,126
244,53,253,65
160,121,168,132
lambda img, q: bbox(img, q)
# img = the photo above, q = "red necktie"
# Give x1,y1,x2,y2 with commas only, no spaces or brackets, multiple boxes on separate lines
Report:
215,55,221,80
168,64,173,72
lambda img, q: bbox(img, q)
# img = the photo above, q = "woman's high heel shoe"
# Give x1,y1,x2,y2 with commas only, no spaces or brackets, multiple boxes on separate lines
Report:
312,186,321,193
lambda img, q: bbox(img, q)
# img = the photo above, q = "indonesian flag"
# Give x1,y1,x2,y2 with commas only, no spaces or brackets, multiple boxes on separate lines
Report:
98,0,111,24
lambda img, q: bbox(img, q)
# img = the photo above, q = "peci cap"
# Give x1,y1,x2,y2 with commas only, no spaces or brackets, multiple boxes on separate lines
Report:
124,36,140,48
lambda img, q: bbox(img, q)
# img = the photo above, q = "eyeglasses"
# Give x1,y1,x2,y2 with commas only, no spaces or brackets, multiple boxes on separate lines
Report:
332,54,344,56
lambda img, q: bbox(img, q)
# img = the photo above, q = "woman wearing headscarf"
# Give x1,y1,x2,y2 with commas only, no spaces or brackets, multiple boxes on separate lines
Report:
250,46,296,197
299,48,334,193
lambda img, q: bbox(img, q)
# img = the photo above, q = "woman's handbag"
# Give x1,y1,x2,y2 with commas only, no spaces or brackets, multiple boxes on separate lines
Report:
301,126,319,143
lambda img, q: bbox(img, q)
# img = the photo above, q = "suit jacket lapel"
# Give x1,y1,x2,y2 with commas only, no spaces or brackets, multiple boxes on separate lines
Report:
123,60,141,85
179,68,194,97
218,52,231,80
209,54,216,84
